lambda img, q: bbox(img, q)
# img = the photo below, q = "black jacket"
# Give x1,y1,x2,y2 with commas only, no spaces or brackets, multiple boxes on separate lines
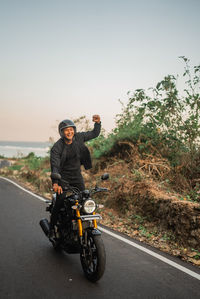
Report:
50,122,101,183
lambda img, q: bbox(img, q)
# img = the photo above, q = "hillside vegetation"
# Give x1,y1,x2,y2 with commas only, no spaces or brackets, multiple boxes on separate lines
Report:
90,57,200,199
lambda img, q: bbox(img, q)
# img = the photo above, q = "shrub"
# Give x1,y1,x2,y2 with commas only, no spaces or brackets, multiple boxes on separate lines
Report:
23,152,43,170
91,57,200,169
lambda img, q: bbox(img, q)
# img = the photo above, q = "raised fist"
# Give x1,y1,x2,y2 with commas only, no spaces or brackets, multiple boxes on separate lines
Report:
92,115,101,123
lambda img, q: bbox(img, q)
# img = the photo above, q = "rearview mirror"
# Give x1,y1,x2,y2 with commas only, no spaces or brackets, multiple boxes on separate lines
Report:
101,173,109,180
51,173,61,180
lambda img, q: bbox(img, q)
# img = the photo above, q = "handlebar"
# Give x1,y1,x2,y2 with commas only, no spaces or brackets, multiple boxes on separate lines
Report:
51,173,109,197
92,187,109,194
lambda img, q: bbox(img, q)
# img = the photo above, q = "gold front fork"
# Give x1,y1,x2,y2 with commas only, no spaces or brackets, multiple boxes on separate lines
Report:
93,212,97,228
75,201,97,236
75,201,83,237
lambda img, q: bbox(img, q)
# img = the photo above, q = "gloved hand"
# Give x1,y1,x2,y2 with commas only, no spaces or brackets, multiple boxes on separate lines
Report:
53,183,63,194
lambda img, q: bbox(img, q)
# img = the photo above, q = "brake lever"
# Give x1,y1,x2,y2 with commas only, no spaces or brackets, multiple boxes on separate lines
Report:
101,187,109,191
93,187,109,193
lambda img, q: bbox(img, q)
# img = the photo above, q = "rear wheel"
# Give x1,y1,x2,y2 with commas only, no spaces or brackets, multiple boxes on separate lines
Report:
80,234,106,282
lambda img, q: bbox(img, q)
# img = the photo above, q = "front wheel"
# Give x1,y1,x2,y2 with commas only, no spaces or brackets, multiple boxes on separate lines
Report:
80,234,106,282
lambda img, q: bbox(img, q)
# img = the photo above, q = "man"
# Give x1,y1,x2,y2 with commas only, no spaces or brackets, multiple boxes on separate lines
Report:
49,115,101,238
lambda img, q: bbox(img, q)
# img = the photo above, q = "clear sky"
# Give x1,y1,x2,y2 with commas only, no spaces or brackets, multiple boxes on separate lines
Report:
0,0,200,141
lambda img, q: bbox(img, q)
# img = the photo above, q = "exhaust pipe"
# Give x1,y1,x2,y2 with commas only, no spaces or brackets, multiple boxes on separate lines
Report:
40,218,50,236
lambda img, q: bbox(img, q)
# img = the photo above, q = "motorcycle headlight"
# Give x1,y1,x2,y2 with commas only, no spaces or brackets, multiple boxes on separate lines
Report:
83,199,96,214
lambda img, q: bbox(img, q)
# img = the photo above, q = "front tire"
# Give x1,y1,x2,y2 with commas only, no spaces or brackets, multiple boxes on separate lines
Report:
80,234,106,282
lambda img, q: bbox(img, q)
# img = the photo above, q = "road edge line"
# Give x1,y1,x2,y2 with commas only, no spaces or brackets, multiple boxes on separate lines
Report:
1,176,200,281
0,176,47,202
99,226,200,281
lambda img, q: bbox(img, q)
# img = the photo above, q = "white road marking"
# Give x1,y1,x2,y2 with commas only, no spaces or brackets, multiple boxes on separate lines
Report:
1,176,200,281
0,176,47,202
99,227,200,281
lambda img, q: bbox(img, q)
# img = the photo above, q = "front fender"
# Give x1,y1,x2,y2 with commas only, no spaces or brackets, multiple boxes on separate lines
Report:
87,227,101,236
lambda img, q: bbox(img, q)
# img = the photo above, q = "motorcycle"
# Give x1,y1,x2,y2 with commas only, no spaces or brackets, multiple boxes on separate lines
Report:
39,172,109,282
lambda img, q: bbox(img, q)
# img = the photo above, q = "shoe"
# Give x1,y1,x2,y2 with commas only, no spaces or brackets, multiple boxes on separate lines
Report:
48,228,55,240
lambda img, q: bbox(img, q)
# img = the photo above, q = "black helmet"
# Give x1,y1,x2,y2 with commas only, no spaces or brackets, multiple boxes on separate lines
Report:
58,119,76,137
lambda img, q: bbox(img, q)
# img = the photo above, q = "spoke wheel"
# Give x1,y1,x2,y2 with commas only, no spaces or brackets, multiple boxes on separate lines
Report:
80,234,106,282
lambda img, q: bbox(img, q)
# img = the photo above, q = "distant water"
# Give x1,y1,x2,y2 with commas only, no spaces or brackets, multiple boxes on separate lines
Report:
0,141,51,158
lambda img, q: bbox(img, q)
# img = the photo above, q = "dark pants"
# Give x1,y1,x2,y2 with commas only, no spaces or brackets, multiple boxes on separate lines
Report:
50,182,85,229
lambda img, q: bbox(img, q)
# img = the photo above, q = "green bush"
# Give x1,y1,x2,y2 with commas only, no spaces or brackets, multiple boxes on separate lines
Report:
90,57,200,169
24,152,43,170
8,164,23,171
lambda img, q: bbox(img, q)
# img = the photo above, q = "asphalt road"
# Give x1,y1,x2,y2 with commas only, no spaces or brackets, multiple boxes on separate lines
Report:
0,178,200,299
